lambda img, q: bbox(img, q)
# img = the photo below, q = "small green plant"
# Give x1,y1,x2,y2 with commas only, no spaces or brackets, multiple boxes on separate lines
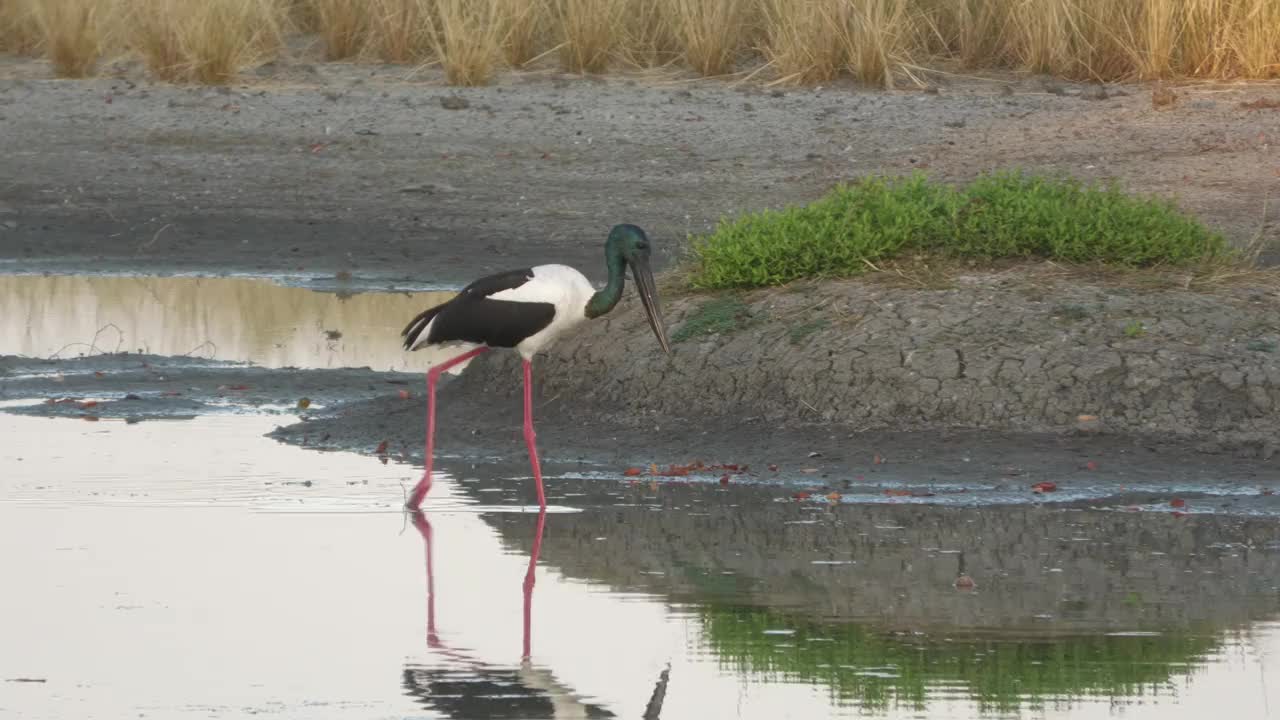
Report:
788,318,829,344
1123,320,1147,338
671,296,755,343
688,171,1229,290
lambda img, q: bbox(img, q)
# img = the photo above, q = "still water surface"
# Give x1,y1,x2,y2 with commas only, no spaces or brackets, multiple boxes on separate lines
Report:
1,412,1277,719
0,274,453,372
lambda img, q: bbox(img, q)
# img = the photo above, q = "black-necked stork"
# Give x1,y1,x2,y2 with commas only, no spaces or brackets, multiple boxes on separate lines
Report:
400,223,672,510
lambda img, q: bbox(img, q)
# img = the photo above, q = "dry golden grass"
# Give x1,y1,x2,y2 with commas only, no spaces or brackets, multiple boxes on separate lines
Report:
761,0,847,84
614,0,680,68
844,0,917,88
0,0,43,54
33,0,110,77
555,0,622,73
429,0,505,85
5,0,1280,85
367,0,433,62
663,0,750,76
126,0,284,83
311,0,365,60
501,0,548,67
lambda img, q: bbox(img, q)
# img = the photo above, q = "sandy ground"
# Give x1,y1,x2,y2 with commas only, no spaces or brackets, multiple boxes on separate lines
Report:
1,57,1278,287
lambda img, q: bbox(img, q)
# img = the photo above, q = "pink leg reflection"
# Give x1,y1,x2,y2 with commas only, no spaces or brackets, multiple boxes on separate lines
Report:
522,509,548,661
410,508,549,663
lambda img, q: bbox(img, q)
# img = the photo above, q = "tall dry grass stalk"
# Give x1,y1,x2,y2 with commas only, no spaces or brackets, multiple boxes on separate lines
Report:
126,0,284,84
311,0,366,59
1227,0,1280,77
0,0,43,54
368,0,433,62
843,0,917,87
663,0,750,76
33,0,110,77
1131,0,1180,78
555,0,622,72
502,0,548,67
428,0,505,85
1007,0,1076,74
614,0,680,68
762,0,848,84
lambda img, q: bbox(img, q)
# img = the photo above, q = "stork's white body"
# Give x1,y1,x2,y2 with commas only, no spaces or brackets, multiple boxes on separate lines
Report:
405,263,596,375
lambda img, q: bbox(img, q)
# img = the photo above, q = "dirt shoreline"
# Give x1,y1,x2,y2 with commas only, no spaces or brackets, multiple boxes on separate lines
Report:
2,58,1278,286
451,273,1280,460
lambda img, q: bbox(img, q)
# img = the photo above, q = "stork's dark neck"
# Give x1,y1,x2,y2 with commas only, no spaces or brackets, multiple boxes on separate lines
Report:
585,242,625,319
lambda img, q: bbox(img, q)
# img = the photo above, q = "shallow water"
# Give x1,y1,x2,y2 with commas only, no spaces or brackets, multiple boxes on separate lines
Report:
2,412,1278,720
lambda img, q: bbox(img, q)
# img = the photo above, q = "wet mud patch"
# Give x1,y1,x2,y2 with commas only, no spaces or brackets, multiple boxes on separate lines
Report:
266,382,1280,518
0,353,420,423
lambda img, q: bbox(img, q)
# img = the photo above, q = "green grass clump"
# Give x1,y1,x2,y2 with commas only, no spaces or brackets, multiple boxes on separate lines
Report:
689,171,1229,289
671,296,756,343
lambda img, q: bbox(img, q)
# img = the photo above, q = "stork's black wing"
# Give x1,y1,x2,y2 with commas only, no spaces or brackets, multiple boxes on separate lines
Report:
402,267,555,350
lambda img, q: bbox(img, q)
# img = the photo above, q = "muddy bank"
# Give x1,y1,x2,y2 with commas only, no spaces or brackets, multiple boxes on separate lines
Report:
1,59,1277,284
0,352,419,421
7,350,1276,499
449,274,1280,460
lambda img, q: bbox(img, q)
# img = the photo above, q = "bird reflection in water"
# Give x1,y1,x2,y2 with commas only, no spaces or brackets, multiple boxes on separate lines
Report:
403,509,653,719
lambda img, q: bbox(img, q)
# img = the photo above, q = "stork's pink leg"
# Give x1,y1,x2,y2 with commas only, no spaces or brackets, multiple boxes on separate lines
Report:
521,508,547,660
519,356,545,507
407,347,490,509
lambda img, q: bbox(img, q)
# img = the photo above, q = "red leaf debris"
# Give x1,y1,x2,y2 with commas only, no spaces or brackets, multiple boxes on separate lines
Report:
826,492,841,502
768,464,779,472
884,489,913,497
873,454,884,465
161,391,181,396
719,474,730,486
626,460,751,480
374,440,389,455
1263,488,1276,496
1032,481,1058,493
792,491,811,501
78,400,99,409
1170,498,1186,508
1172,511,1188,518
94,371,105,378
397,389,411,400
1085,461,1098,471
954,574,976,590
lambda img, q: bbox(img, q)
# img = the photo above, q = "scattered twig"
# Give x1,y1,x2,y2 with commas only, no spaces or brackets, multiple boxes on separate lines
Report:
47,323,124,359
180,340,218,358
136,223,173,252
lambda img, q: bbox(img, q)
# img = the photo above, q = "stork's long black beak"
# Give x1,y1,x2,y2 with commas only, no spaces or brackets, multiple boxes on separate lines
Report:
630,256,672,355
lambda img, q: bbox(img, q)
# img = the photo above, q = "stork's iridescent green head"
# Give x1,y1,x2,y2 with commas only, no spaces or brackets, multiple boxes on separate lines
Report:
586,224,672,355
